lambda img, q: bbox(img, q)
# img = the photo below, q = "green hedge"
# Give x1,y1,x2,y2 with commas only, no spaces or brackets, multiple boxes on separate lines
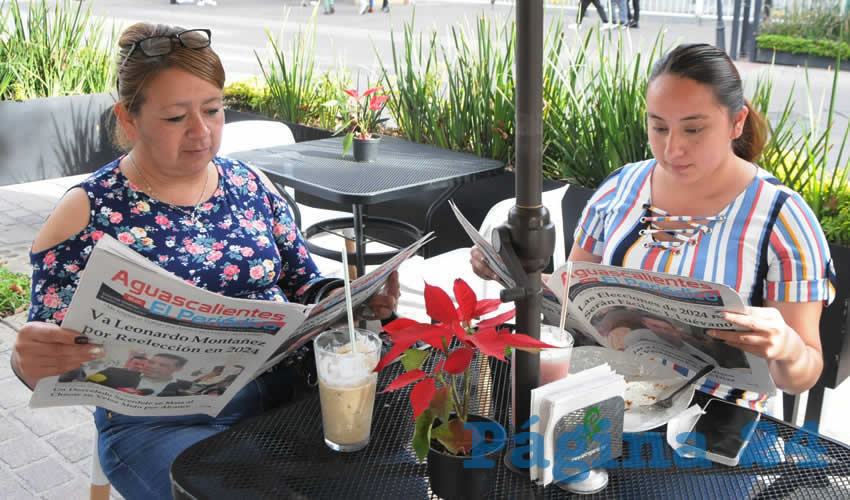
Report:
758,1,849,43
756,34,850,60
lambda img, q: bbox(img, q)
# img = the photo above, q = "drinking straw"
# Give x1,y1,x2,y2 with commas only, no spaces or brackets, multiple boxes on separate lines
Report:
557,262,573,343
340,241,358,351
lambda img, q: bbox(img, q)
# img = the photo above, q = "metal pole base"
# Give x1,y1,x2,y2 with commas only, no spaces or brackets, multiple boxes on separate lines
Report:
502,446,530,476
555,469,609,495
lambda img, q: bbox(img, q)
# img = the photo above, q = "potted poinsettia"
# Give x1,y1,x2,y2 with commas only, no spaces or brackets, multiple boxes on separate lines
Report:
335,85,389,162
376,278,552,499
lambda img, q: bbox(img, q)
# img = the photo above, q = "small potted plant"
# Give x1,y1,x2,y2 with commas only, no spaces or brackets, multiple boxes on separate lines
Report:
376,279,552,499
335,85,389,162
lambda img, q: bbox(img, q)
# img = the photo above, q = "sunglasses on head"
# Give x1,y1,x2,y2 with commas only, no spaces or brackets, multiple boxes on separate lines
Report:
116,29,212,93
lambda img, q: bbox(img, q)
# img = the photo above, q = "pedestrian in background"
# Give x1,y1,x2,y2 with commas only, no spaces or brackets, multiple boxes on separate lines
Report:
627,0,640,28
612,0,628,25
577,0,608,25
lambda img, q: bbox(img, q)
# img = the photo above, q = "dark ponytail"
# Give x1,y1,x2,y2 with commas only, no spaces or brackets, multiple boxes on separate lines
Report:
650,43,767,162
733,99,767,162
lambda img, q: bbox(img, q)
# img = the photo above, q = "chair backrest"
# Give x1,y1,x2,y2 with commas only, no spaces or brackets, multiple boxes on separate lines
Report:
218,120,295,156
219,120,300,225
561,185,596,261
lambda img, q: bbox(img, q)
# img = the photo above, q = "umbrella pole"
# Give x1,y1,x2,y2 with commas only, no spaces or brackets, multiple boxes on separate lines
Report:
496,0,555,475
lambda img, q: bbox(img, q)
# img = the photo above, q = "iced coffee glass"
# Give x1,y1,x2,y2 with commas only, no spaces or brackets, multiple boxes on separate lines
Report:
539,325,574,385
313,328,381,452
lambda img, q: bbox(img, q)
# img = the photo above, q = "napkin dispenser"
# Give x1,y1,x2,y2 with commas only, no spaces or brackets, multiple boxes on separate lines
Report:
551,396,625,484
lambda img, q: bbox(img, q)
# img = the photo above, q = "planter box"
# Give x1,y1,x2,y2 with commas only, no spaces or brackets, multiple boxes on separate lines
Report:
0,93,122,186
753,47,848,71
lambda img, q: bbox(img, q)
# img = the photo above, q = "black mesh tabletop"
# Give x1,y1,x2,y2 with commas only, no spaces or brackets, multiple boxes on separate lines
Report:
171,355,850,499
227,137,505,205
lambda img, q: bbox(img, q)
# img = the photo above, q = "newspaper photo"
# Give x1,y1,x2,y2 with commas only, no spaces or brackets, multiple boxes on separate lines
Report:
30,232,431,416
546,262,775,396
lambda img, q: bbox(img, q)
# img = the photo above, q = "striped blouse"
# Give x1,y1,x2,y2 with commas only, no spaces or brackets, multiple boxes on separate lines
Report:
574,160,836,407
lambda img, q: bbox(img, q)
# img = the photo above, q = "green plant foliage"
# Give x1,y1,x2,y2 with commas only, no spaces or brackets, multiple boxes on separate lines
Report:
759,0,849,43
381,16,658,184
756,34,850,60
378,15,515,162
0,0,116,100
377,16,444,146
753,59,850,245
223,78,271,113
257,11,320,125
315,69,351,131
542,25,659,187
820,189,850,246
0,265,30,317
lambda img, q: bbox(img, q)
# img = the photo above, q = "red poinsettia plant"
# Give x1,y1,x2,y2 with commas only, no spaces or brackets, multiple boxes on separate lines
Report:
334,85,389,157
375,278,553,461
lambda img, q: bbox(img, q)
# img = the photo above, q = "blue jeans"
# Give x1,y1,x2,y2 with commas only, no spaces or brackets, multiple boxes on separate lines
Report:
95,365,309,500
614,0,629,23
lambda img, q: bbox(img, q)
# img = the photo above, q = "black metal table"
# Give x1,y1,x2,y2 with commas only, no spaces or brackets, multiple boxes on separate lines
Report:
171,355,850,499
228,136,505,275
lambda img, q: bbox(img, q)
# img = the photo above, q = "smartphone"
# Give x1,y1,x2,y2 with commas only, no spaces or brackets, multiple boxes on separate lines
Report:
689,398,761,466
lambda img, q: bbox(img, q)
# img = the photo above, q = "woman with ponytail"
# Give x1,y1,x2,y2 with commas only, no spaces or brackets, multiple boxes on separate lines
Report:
472,43,835,413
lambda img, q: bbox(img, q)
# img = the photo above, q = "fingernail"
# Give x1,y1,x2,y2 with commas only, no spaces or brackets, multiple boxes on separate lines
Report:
89,346,105,357
74,336,89,345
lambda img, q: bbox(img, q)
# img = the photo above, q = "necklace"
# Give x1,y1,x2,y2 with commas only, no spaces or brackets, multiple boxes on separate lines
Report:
127,153,209,227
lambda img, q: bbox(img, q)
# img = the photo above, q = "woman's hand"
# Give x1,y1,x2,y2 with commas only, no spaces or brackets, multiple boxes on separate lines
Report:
707,301,824,393
708,307,802,362
12,321,105,388
360,271,400,320
470,246,500,282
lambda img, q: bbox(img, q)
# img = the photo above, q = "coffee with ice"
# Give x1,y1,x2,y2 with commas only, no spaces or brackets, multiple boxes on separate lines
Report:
314,328,381,452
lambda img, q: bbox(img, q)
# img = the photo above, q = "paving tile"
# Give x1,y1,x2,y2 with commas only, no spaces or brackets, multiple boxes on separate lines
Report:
41,476,91,500
11,406,90,438
46,424,95,463
0,351,12,381
5,312,28,330
16,457,75,493
0,473,39,499
4,208,35,219
0,321,20,348
0,435,52,468
0,414,26,444
16,214,47,226
0,378,34,409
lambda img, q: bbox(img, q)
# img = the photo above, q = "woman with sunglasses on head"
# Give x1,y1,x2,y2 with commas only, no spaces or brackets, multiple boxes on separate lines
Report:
10,23,400,499
472,43,835,414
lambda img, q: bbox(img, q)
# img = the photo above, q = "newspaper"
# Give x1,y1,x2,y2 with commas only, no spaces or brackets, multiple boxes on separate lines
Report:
546,262,775,396
30,232,432,416
448,201,774,396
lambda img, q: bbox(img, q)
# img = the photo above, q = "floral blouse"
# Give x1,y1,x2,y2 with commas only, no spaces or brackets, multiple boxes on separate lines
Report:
28,156,325,324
